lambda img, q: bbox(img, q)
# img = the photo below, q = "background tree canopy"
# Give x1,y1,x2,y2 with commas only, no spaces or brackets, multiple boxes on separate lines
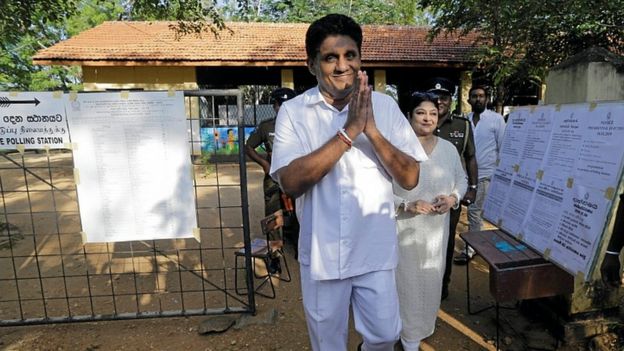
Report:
1,0,621,106
0,0,428,91
223,0,428,25
0,0,226,90
419,0,623,108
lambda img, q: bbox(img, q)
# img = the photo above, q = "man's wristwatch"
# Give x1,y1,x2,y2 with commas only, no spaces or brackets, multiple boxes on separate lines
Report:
468,184,478,190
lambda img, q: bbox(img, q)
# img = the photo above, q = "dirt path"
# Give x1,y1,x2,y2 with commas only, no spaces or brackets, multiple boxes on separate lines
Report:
0,241,558,351
0,161,558,351
0,231,557,350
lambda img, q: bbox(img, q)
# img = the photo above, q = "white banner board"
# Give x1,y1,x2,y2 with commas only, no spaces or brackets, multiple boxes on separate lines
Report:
66,91,197,243
0,92,69,149
484,101,624,278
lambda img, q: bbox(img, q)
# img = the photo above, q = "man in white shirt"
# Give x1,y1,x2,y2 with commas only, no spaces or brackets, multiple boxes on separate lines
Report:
454,85,506,264
270,14,426,351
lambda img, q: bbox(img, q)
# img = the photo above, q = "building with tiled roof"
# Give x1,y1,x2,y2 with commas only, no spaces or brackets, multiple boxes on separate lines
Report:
34,21,482,113
34,21,479,67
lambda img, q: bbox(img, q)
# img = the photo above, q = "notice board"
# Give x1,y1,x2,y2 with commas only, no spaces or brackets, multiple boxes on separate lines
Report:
483,101,624,279
66,91,198,243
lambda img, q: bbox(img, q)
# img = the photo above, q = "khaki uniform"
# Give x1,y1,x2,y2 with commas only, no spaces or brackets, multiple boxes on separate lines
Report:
247,119,281,215
247,119,299,250
434,113,475,163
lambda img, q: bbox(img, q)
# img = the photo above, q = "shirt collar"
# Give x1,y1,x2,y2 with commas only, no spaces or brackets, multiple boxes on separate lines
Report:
304,86,325,106
304,86,349,113
468,110,491,120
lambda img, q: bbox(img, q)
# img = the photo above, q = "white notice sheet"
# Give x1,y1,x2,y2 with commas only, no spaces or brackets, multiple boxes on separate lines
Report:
483,107,529,225
522,105,585,252
499,106,554,236
482,165,514,225
548,183,611,276
574,103,624,191
66,91,197,243
521,102,624,277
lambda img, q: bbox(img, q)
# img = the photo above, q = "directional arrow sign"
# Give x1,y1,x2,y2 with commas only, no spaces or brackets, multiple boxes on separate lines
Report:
0,92,67,150
0,96,40,107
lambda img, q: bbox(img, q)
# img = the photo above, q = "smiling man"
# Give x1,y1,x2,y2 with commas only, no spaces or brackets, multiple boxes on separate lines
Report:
269,14,427,351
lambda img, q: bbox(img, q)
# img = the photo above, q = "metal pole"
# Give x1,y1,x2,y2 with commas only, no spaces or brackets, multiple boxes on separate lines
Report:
236,91,256,313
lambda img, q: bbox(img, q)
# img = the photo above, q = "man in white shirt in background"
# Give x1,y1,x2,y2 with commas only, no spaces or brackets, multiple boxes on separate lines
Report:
454,85,506,264
269,13,427,351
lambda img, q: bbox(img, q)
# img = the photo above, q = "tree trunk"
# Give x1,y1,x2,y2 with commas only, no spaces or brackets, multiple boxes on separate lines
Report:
495,83,505,114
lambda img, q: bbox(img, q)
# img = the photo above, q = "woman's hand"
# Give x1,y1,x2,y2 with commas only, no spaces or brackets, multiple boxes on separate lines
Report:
433,195,457,214
405,200,436,215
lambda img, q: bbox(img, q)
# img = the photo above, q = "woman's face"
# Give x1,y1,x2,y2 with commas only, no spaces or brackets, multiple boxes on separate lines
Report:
410,101,439,136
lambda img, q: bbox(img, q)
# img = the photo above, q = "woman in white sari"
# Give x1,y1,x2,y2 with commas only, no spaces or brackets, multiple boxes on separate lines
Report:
394,92,467,351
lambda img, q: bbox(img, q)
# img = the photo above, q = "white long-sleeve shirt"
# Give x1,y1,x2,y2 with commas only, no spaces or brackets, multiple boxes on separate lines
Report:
468,109,506,180
270,87,427,280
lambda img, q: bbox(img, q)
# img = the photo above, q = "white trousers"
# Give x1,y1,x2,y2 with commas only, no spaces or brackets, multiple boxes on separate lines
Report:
401,338,420,351
300,264,401,351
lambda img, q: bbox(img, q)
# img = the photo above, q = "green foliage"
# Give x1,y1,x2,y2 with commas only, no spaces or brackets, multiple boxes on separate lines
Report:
420,0,624,107
128,0,226,38
0,0,127,90
1,0,431,90
0,27,83,91
0,0,77,43
66,0,125,35
0,0,225,91
240,85,276,105
225,0,430,25
199,152,216,177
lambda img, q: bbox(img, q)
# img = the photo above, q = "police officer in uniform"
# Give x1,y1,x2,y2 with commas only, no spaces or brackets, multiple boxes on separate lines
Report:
428,78,478,300
245,87,299,262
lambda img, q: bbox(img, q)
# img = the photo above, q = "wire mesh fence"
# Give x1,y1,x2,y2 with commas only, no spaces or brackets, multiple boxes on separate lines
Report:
0,90,259,326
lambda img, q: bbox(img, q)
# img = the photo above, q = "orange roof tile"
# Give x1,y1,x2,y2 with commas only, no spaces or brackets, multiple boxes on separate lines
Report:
33,21,480,67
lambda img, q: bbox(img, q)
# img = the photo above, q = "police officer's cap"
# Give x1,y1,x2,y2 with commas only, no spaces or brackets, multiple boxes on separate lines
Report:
427,77,455,95
271,88,297,104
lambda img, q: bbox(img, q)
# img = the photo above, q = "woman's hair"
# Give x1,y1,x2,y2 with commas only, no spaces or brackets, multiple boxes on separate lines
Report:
305,14,362,60
408,91,439,116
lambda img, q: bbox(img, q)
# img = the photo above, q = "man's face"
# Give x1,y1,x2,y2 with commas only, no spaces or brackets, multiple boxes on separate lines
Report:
307,34,361,104
436,92,452,118
469,88,487,114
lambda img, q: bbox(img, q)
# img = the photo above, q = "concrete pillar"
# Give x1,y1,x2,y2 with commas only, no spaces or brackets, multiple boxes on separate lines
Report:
281,69,294,89
459,71,472,114
374,70,386,93
545,54,624,104
544,52,623,315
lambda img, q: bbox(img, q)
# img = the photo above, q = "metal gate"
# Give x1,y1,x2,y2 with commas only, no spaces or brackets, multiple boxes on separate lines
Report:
0,89,258,326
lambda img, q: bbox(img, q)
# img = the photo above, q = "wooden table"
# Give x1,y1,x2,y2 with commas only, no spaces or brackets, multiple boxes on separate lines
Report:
460,229,574,349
